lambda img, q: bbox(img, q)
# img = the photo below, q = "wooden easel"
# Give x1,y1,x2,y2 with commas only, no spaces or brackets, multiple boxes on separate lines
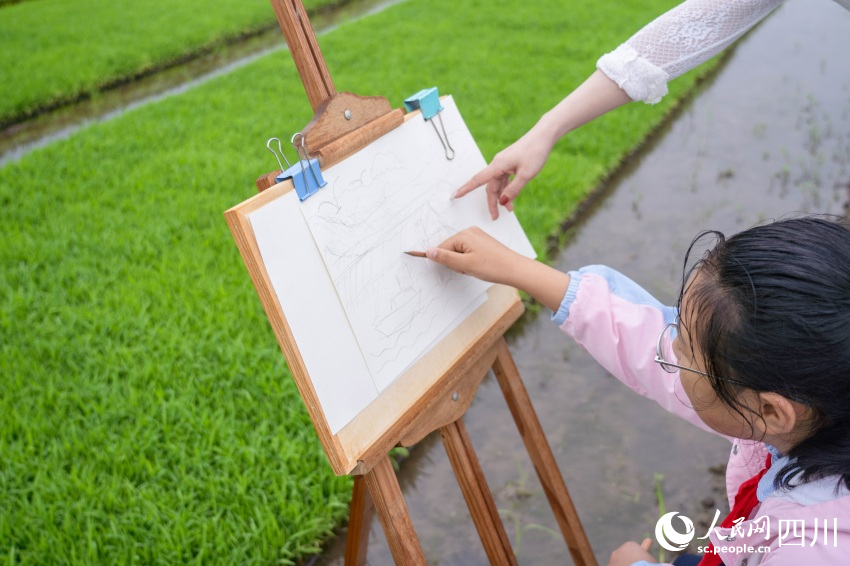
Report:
250,1,598,563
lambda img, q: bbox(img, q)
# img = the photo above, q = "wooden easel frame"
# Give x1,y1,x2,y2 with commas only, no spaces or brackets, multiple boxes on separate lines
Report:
229,1,598,563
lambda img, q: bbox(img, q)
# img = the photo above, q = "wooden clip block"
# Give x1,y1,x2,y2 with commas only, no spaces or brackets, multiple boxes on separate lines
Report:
304,92,394,148
255,92,403,193
312,108,405,169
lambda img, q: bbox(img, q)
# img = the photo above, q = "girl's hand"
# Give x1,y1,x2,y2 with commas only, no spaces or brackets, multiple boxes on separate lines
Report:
452,128,554,220
425,227,526,286
426,227,571,313
607,538,656,566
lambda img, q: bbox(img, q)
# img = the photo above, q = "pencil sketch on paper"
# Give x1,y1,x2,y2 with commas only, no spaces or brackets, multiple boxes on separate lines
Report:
301,151,490,390
298,96,534,392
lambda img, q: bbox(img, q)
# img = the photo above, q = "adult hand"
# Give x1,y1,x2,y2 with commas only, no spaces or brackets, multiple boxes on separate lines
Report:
607,538,656,566
425,227,526,286
452,70,634,220
452,128,554,220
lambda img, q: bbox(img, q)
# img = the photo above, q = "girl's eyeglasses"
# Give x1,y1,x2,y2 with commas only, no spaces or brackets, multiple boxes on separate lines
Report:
655,321,813,404
654,321,747,387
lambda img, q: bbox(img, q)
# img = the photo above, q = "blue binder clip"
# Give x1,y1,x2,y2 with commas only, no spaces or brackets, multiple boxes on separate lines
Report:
267,133,327,201
404,87,455,160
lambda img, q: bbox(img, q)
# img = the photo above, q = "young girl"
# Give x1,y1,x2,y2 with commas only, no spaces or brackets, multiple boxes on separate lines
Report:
424,216,850,566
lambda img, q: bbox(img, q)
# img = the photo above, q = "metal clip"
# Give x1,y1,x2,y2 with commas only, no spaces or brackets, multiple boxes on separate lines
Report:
404,87,455,160
291,133,326,195
430,112,455,161
266,137,292,172
271,132,328,201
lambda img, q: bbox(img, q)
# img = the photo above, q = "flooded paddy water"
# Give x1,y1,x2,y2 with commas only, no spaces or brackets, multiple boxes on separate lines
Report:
314,0,850,563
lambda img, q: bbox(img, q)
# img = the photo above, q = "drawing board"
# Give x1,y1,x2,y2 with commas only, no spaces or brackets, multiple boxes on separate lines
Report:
225,96,535,474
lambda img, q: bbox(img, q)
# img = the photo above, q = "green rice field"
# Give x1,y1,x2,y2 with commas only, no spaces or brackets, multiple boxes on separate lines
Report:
0,0,339,126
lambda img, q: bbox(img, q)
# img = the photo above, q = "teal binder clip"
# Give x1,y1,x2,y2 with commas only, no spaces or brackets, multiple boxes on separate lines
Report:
404,87,443,120
267,133,327,201
404,87,455,160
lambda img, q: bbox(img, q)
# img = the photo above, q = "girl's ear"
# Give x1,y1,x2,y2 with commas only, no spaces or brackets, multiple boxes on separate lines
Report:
756,391,803,437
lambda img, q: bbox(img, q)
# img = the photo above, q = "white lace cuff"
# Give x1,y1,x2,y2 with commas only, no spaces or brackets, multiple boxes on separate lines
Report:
597,44,670,104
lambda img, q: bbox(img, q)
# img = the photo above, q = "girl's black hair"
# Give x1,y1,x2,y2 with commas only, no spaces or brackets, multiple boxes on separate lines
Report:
677,216,850,491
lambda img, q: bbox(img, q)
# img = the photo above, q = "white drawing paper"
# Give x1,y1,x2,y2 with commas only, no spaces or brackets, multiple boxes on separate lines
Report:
249,191,378,434
299,96,535,391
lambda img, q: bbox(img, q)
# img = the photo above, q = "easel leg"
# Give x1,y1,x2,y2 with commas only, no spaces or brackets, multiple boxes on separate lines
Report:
440,418,517,566
492,337,598,566
363,456,426,565
344,475,373,566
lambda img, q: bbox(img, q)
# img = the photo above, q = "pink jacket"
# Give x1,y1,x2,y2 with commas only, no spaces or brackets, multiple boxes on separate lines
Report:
556,266,850,566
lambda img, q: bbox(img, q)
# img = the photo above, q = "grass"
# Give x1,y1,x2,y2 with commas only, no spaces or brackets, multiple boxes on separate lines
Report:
655,472,668,563
0,0,722,562
0,0,340,127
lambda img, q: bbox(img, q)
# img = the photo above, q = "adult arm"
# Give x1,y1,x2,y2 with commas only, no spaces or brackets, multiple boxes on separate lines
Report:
599,0,785,103
456,0,785,219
